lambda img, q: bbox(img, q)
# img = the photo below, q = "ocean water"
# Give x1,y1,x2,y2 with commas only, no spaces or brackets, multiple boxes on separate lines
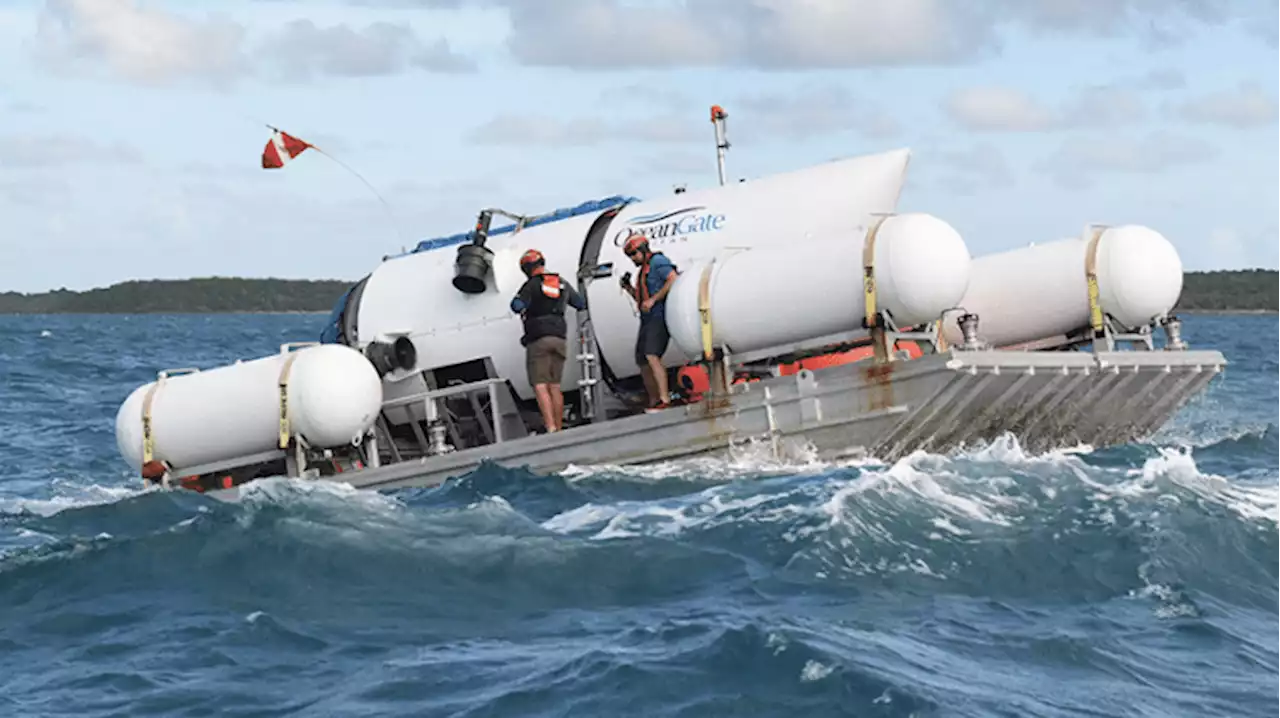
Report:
0,313,1275,718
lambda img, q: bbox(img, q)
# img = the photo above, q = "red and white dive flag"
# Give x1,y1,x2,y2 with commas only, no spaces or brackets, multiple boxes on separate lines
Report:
261,129,313,169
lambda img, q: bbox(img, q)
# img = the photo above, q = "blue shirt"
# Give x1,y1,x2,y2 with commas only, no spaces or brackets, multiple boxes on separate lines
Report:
641,253,677,321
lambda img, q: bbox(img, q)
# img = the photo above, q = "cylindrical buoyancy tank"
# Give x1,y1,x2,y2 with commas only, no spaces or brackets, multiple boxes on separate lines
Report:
939,224,1184,349
664,213,972,357
115,343,383,472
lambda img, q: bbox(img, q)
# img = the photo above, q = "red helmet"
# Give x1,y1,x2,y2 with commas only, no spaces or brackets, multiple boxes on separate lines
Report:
623,234,648,255
519,249,544,274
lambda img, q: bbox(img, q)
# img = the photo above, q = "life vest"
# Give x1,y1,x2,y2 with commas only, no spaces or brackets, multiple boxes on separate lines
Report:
638,252,676,305
519,272,569,345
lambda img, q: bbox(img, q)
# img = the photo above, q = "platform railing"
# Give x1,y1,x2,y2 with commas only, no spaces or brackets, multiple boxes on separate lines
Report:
380,378,510,457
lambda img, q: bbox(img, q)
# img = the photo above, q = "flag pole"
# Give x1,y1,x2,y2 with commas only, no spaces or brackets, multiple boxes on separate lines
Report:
263,123,408,246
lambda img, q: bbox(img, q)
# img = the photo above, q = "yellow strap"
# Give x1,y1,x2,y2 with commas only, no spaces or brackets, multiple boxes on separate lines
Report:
697,261,716,361
139,376,165,467
862,216,888,329
1084,225,1108,333
277,353,302,449
934,319,948,352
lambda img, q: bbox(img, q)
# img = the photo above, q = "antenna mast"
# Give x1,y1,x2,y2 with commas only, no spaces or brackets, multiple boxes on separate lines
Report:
710,105,729,186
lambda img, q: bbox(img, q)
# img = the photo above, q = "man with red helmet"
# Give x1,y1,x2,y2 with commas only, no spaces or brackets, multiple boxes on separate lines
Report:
619,232,679,411
510,248,587,432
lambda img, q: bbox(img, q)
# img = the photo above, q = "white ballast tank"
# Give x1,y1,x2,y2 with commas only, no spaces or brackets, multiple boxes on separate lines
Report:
940,224,1184,349
665,213,972,357
116,344,383,472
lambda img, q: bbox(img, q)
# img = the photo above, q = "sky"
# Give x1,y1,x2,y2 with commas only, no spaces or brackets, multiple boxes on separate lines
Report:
0,0,1276,294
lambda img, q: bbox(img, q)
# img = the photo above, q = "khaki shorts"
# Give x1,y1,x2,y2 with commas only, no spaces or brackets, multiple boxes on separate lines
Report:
526,335,567,386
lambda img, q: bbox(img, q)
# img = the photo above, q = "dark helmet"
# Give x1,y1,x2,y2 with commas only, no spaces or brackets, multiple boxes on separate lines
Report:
623,234,649,256
519,249,545,275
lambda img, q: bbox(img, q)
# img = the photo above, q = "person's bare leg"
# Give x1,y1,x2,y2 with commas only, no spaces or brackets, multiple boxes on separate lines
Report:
551,386,565,430
640,364,659,407
646,355,670,404
533,384,557,432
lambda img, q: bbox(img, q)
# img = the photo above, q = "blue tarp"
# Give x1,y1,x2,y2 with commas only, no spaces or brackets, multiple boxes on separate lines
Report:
318,285,353,344
407,195,640,255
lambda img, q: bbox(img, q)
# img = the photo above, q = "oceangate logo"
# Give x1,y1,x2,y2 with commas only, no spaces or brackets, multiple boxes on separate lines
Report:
611,205,727,247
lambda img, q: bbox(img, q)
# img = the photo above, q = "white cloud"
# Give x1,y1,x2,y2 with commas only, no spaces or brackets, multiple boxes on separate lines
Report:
466,115,614,146
0,133,143,167
1204,226,1279,269
737,86,901,140
944,87,1057,132
1058,85,1148,127
1175,82,1279,128
1136,68,1187,91
944,83,1148,132
467,85,902,148
29,0,1270,82
1036,131,1218,189
0,170,512,292
997,0,1227,35
0,175,71,207
255,19,474,81
500,0,993,70
34,0,248,86
466,111,708,147
488,0,1268,70
31,0,475,87
934,142,1015,191
6,101,45,113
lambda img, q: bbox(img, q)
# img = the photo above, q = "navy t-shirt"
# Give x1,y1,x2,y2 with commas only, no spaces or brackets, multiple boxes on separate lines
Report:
642,253,677,322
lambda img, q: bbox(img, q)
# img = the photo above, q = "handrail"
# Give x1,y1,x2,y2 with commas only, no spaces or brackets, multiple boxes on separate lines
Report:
380,377,508,410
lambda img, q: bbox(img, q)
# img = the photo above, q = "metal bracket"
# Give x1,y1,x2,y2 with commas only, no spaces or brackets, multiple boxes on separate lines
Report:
870,311,948,362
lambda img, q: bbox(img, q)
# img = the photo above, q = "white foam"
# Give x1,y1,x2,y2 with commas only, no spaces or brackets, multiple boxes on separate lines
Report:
0,481,153,517
824,458,1015,528
1127,448,1278,525
800,660,834,682
237,476,406,516
541,477,817,541
957,433,1095,465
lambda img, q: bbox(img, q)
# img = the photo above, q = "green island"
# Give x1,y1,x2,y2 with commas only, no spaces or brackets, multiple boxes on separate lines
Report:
0,270,1276,314
0,278,354,314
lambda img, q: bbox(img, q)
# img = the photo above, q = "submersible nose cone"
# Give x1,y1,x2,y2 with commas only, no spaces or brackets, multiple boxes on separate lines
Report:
452,244,493,294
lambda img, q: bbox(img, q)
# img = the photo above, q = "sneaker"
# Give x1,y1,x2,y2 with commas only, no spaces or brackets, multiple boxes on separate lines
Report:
644,400,674,414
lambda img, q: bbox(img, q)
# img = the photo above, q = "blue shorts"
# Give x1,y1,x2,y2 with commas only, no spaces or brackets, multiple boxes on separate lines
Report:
635,317,670,365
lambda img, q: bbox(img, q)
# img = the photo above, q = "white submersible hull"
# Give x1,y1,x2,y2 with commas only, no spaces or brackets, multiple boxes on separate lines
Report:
113,147,1226,494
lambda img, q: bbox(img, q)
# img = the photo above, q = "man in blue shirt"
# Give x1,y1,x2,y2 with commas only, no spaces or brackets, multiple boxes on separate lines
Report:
510,249,587,432
620,233,679,411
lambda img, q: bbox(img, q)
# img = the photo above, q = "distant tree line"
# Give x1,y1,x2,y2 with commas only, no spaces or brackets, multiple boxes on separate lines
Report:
1174,269,1277,312
0,271,1274,314
0,278,353,314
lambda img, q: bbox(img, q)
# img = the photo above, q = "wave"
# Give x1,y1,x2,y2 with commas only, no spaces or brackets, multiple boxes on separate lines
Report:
0,435,1274,717
5,436,1273,615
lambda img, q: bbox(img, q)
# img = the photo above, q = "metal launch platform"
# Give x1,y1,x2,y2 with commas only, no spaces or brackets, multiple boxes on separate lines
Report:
178,312,1225,497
